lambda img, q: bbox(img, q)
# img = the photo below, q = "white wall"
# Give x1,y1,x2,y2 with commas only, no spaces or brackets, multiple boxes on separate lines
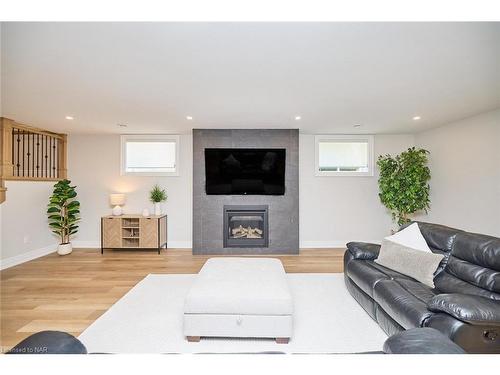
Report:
1,132,415,265
10,117,497,262
299,134,415,246
414,109,500,236
68,133,414,249
1,181,58,266
68,134,193,248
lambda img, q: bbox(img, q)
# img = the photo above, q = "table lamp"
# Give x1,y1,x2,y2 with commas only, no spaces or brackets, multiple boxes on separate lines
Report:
110,193,126,216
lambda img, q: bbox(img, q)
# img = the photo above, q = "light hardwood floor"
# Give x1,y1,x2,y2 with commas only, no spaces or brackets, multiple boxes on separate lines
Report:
0,248,345,352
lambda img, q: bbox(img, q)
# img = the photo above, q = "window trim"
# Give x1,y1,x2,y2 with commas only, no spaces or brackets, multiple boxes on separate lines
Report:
314,134,374,177
120,134,180,176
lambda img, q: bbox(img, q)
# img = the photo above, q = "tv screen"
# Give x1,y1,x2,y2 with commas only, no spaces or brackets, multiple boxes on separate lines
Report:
205,148,286,195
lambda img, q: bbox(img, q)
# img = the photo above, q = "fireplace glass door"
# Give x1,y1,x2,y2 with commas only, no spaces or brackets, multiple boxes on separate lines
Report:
223,205,269,248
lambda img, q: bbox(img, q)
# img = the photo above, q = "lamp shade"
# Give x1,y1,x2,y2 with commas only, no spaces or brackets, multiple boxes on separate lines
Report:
109,193,126,206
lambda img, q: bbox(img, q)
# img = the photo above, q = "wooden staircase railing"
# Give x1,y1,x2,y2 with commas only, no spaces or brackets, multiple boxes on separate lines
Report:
0,117,67,204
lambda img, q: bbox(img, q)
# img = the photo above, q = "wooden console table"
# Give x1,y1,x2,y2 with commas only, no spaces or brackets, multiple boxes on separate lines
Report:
101,214,167,254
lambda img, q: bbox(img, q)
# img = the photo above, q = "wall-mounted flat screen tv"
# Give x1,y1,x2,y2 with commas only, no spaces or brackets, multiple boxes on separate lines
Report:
205,148,286,195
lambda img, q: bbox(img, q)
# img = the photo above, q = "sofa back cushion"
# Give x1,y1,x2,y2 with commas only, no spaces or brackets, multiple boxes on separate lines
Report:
413,222,463,253
434,231,500,300
401,222,463,274
452,232,500,271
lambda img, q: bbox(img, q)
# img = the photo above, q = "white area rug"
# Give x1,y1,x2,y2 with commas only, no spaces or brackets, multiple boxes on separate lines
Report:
79,274,387,353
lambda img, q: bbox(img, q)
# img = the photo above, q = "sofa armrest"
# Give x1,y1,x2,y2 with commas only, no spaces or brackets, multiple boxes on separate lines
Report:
346,242,380,260
427,294,500,326
383,327,465,354
7,331,87,354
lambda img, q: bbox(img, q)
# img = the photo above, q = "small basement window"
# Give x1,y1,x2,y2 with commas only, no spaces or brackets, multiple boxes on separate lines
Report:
121,135,180,176
315,135,374,176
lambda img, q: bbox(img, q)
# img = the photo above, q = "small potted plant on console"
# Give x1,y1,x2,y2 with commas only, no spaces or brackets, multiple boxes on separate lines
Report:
150,184,168,216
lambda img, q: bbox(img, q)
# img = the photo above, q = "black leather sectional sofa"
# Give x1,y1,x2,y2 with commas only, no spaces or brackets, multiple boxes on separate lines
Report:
8,328,466,354
344,222,500,353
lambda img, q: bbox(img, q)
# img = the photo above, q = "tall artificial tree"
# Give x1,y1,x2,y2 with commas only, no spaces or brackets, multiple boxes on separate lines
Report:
377,147,431,226
47,179,80,244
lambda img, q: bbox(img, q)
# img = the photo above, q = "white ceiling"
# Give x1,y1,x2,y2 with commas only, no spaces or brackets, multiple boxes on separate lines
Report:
1,22,499,135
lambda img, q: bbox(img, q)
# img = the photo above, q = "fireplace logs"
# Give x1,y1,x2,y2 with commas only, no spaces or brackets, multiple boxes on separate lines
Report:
231,225,263,239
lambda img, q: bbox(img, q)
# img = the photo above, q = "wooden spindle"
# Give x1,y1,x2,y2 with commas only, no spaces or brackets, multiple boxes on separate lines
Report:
35,133,38,177
53,138,57,178
44,135,48,177
11,128,14,176
16,129,21,176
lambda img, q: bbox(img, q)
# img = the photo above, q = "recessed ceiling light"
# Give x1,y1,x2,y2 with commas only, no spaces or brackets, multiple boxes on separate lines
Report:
65,116,74,120
353,124,362,128
117,124,128,128
186,116,193,120
412,116,421,121
295,116,301,121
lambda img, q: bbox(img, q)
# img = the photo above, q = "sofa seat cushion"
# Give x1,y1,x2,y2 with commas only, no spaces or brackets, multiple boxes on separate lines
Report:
346,259,413,298
373,279,437,329
427,293,500,325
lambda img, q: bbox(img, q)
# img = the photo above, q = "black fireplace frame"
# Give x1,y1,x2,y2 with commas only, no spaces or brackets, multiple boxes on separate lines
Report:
223,205,269,248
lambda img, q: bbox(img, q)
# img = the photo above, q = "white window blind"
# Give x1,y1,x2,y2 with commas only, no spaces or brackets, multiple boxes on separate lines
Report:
121,135,179,176
315,135,374,176
318,141,368,171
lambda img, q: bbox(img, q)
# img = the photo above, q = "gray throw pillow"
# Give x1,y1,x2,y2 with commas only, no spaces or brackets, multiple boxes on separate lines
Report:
375,239,444,288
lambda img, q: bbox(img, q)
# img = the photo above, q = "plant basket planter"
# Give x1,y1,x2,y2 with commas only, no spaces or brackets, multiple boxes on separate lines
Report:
57,243,73,256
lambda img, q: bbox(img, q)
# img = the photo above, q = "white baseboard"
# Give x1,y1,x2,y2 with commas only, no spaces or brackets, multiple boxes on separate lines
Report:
74,240,377,250
71,240,193,249
0,239,378,270
167,241,192,248
72,241,101,248
0,244,57,270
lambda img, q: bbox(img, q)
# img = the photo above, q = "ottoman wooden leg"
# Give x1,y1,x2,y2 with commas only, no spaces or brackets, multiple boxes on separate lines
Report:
275,337,289,344
187,336,201,342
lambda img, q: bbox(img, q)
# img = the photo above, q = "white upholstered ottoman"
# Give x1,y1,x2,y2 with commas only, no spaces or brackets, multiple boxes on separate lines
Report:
183,258,293,343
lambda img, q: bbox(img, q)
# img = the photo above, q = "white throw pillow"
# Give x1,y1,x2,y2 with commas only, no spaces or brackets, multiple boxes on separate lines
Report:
384,223,431,253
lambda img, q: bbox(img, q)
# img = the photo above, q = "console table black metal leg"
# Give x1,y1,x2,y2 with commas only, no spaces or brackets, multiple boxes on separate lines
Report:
157,219,160,254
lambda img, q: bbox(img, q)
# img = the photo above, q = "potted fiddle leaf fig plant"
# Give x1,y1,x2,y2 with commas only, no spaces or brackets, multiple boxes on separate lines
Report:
377,147,431,228
150,184,167,216
47,179,80,255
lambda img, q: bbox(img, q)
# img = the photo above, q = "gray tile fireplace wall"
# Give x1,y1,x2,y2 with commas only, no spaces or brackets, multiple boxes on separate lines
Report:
193,129,299,254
